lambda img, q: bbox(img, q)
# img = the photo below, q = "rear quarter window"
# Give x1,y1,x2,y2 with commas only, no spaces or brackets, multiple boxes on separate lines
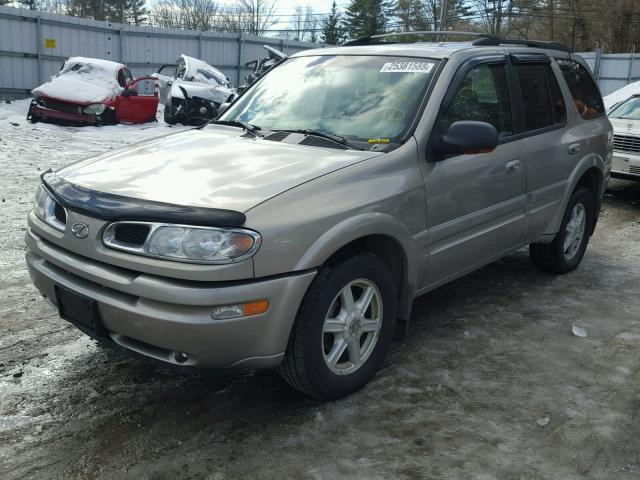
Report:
556,59,604,120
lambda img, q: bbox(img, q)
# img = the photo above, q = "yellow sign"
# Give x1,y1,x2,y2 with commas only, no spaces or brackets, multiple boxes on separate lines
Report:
44,38,56,49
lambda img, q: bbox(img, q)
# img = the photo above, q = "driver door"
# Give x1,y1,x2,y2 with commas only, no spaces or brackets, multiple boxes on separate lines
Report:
116,77,160,124
422,58,527,288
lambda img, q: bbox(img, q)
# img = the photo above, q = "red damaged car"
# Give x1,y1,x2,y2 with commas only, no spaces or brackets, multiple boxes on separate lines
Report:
27,57,159,125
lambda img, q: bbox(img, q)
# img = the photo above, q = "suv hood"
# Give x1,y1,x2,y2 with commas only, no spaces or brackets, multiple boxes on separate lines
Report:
55,126,380,212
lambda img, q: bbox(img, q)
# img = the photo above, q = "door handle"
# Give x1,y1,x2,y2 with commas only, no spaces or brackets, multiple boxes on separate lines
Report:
505,159,521,174
568,143,582,155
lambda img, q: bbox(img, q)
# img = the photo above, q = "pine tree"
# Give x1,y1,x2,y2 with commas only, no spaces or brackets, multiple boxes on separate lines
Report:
395,0,429,31
127,0,148,25
342,0,392,40
322,1,343,45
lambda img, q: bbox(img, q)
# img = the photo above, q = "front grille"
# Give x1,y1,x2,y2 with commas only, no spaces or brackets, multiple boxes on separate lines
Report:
629,165,640,175
114,224,151,246
53,202,67,225
613,133,640,153
41,98,82,114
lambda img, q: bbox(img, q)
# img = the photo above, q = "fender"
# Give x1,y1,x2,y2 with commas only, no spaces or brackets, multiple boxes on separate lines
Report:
293,212,419,288
543,152,605,237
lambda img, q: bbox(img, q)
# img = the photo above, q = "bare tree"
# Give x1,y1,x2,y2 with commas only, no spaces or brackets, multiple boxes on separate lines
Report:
151,0,221,31
470,0,517,35
221,0,277,36
289,6,318,42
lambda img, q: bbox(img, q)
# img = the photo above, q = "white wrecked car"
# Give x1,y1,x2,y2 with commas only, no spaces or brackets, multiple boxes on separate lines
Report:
28,57,159,125
604,80,640,112
153,54,235,125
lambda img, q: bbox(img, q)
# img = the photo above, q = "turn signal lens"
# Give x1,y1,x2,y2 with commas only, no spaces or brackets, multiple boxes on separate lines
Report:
242,300,269,316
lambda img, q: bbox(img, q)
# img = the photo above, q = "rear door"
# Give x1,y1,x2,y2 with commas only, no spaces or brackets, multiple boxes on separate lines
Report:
423,57,527,288
511,55,578,237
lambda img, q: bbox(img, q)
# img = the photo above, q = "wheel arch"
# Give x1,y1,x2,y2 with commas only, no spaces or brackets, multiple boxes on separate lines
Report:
293,213,418,323
548,154,605,236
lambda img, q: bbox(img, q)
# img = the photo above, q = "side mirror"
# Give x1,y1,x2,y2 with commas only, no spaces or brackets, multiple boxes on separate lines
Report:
439,121,499,157
217,102,231,117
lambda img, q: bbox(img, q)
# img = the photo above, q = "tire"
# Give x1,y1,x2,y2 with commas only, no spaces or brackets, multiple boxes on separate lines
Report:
279,253,397,400
163,104,177,124
529,186,594,274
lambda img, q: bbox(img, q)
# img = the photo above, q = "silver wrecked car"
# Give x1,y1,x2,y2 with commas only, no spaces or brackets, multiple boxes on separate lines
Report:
26,34,612,400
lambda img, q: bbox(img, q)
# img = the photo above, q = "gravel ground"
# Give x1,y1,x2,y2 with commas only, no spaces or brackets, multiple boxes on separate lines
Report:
1,100,640,480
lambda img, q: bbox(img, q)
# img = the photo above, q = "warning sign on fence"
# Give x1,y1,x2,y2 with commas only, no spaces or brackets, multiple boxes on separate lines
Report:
44,38,56,49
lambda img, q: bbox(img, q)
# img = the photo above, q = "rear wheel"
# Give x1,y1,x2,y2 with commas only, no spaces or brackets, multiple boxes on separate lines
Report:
529,186,594,274
279,253,397,400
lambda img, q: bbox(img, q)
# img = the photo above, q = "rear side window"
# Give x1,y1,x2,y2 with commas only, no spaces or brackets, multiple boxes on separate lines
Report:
440,63,514,138
515,63,565,131
556,59,604,119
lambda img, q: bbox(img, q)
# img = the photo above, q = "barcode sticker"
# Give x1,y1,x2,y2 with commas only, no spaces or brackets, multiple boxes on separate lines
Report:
380,62,434,73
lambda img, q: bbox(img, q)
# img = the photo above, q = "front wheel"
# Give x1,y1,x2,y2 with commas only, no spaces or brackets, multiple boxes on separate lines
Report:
163,103,177,124
279,253,397,400
529,186,594,274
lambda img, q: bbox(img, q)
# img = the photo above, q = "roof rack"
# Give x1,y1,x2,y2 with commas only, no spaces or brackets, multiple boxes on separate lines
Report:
342,31,572,53
343,31,497,47
471,37,571,53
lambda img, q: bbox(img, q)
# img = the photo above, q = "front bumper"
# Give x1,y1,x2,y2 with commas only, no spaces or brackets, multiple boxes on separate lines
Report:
25,228,316,368
29,104,98,124
612,151,640,178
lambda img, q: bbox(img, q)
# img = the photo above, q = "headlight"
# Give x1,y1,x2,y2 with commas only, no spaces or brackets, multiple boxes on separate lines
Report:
33,184,48,221
103,222,261,264
83,103,106,115
32,183,66,231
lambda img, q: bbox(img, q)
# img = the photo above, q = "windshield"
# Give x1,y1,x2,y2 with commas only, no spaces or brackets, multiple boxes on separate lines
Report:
609,97,640,120
220,55,439,143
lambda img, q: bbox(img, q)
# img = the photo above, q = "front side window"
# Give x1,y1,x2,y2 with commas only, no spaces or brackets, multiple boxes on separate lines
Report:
440,63,513,138
221,55,439,143
515,63,564,131
609,97,640,120
556,59,604,119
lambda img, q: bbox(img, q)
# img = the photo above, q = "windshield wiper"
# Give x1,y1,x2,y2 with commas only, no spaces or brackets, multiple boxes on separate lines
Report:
272,129,361,150
211,119,264,138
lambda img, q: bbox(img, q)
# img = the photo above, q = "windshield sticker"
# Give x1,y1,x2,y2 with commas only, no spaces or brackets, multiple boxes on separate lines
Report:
380,62,433,74
368,138,390,144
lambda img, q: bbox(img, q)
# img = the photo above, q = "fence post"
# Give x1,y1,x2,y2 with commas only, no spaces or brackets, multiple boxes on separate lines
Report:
628,50,635,84
119,26,126,64
236,34,244,85
593,48,603,82
36,16,43,84
198,33,203,60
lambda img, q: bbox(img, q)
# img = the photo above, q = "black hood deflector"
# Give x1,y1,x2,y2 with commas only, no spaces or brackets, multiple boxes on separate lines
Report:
41,171,247,227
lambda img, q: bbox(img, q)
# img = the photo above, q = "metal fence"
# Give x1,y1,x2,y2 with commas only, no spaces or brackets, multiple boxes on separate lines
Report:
577,50,640,96
0,5,322,98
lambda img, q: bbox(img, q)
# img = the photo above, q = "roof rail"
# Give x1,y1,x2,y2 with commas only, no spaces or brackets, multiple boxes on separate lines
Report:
343,31,497,47
472,37,571,53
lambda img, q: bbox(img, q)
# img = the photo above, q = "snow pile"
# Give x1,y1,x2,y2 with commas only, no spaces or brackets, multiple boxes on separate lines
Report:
603,81,640,110
32,57,126,104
